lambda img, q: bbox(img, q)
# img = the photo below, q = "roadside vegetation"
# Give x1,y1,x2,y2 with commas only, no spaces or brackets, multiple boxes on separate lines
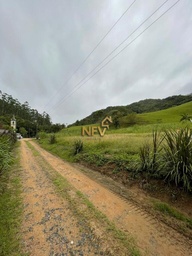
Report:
37,103,192,235
38,122,192,190
0,133,24,256
152,200,192,229
0,132,17,177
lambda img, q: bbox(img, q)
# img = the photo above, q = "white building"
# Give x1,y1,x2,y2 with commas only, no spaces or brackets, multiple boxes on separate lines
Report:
11,115,16,131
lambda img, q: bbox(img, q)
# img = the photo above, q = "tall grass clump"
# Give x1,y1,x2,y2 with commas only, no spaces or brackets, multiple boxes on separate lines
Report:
0,135,13,175
49,133,57,144
139,142,151,172
161,127,192,191
138,129,163,176
73,140,83,155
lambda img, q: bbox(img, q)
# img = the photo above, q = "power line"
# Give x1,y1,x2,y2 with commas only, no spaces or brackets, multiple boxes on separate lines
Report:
43,0,136,109
53,0,181,111
51,0,178,111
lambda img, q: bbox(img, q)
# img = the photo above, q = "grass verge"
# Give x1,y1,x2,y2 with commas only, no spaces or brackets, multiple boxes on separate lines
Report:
152,201,192,230
0,145,24,256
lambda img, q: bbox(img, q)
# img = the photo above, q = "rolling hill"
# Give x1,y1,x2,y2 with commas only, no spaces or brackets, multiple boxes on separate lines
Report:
138,101,192,124
71,94,192,126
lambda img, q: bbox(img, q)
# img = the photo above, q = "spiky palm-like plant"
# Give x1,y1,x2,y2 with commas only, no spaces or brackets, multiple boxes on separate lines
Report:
161,128,192,191
139,129,163,176
180,113,192,122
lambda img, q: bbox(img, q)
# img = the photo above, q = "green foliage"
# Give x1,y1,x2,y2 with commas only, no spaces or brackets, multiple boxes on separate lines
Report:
113,117,120,129
73,140,83,155
0,156,23,255
70,94,192,126
138,127,192,191
124,113,138,126
50,123,65,133
76,152,107,166
129,95,192,113
49,134,57,144
38,131,48,139
111,153,138,173
0,178,22,255
160,127,192,191
19,127,27,137
70,101,192,130
0,136,13,175
138,129,163,176
180,113,192,122
0,91,65,137
139,142,151,172
139,101,192,124
153,201,192,229
38,120,192,192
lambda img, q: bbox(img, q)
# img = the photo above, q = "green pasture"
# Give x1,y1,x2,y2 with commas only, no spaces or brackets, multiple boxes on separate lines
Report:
138,101,192,124
38,102,192,191
38,100,192,166
60,101,192,136
39,132,148,161
38,121,191,175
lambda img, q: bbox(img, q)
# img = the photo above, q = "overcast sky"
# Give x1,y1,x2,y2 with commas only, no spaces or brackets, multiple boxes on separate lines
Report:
0,0,192,124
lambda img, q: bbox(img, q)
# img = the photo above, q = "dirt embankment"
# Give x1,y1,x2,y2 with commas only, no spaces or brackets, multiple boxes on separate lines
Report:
20,139,192,256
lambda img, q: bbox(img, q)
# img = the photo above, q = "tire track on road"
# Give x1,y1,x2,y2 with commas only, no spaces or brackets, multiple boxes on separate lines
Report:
29,140,192,256
20,140,116,256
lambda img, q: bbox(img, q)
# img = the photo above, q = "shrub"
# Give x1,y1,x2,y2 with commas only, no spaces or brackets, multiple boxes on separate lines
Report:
161,127,192,191
49,134,57,144
38,132,48,139
73,140,83,155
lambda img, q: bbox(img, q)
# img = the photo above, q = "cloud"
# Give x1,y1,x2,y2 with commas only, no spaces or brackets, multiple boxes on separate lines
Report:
0,0,192,124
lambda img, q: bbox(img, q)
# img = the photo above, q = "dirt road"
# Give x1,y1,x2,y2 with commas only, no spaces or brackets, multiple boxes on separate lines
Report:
19,139,192,256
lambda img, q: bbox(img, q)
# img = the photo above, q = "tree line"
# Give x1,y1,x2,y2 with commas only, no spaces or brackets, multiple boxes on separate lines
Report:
0,91,65,137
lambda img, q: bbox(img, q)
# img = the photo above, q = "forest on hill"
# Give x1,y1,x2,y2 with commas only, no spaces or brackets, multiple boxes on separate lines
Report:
72,94,192,126
0,91,65,137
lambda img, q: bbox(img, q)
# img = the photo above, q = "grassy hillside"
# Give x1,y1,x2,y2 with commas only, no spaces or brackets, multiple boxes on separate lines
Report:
138,101,192,124
39,102,192,163
71,94,192,126
62,102,192,136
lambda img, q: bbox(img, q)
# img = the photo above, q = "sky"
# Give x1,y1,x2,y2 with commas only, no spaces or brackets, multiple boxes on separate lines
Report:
0,0,192,125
